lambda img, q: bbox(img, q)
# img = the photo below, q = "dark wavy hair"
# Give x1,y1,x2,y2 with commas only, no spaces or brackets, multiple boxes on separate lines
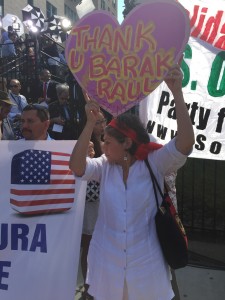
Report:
105,113,149,155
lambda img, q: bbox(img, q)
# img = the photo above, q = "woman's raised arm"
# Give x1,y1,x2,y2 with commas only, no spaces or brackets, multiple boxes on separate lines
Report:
164,64,195,155
69,100,100,176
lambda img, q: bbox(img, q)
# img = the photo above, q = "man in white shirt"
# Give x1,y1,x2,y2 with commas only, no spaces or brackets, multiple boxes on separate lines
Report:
20,104,53,140
8,79,28,121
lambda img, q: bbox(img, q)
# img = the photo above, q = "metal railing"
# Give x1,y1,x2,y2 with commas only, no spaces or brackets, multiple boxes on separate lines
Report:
177,157,225,238
0,35,67,101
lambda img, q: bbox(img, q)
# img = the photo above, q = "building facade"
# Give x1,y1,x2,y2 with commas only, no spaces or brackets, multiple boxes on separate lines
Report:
0,0,117,27
93,0,117,17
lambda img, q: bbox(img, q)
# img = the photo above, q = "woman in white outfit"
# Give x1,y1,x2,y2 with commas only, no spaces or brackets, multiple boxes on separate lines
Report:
69,65,195,300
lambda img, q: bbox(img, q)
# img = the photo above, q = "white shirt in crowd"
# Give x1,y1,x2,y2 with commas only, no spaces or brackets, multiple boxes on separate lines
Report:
8,92,28,120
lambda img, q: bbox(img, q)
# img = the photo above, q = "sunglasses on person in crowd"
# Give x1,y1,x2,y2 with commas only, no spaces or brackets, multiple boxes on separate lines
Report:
10,85,19,88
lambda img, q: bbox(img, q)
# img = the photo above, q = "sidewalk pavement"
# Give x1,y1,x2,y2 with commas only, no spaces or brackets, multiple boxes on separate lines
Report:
175,266,225,300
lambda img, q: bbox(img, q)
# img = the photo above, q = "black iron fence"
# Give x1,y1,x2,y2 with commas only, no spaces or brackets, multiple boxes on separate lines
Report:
177,157,225,239
0,36,67,101
176,158,225,269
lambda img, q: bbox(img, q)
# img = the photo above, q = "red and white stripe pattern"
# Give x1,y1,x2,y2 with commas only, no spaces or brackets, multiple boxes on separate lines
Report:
10,150,75,215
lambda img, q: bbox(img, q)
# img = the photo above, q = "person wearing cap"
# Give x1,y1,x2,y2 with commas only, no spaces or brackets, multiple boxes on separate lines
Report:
0,90,15,140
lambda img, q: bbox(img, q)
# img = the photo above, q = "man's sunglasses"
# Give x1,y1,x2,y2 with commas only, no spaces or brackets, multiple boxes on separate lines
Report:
10,85,19,88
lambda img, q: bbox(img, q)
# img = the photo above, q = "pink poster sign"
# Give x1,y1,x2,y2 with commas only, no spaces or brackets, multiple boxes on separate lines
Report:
65,0,190,116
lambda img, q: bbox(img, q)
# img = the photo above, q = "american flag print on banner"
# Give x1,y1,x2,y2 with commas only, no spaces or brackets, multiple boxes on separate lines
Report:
10,149,75,215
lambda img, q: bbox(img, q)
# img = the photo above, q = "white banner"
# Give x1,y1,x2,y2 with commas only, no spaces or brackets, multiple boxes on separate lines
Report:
140,0,225,160
0,141,86,300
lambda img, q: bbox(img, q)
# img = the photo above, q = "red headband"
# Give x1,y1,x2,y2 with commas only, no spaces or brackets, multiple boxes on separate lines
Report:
108,119,162,160
108,119,139,144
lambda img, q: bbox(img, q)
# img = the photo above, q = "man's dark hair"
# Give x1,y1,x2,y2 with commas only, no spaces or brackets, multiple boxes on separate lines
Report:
8,26,13,32
40,68,51,76
22,104,50,122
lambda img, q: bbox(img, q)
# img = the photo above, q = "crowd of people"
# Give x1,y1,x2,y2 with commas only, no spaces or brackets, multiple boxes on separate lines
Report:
0,27,68,110
0,65,88,141
0,23,94,143
1,26,64,62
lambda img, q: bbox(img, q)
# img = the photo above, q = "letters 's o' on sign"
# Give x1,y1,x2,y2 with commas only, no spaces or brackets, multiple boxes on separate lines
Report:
65,0,190,116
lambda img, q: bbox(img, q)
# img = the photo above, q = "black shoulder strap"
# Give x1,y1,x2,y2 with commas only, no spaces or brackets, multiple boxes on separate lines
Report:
144,159,164,209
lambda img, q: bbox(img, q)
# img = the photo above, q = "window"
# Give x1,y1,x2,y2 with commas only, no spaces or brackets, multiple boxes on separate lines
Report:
64,4,78,24
27,0,34,6
0,0,4,16
46,1,57,18
112,0,116,9
101,0,105,10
